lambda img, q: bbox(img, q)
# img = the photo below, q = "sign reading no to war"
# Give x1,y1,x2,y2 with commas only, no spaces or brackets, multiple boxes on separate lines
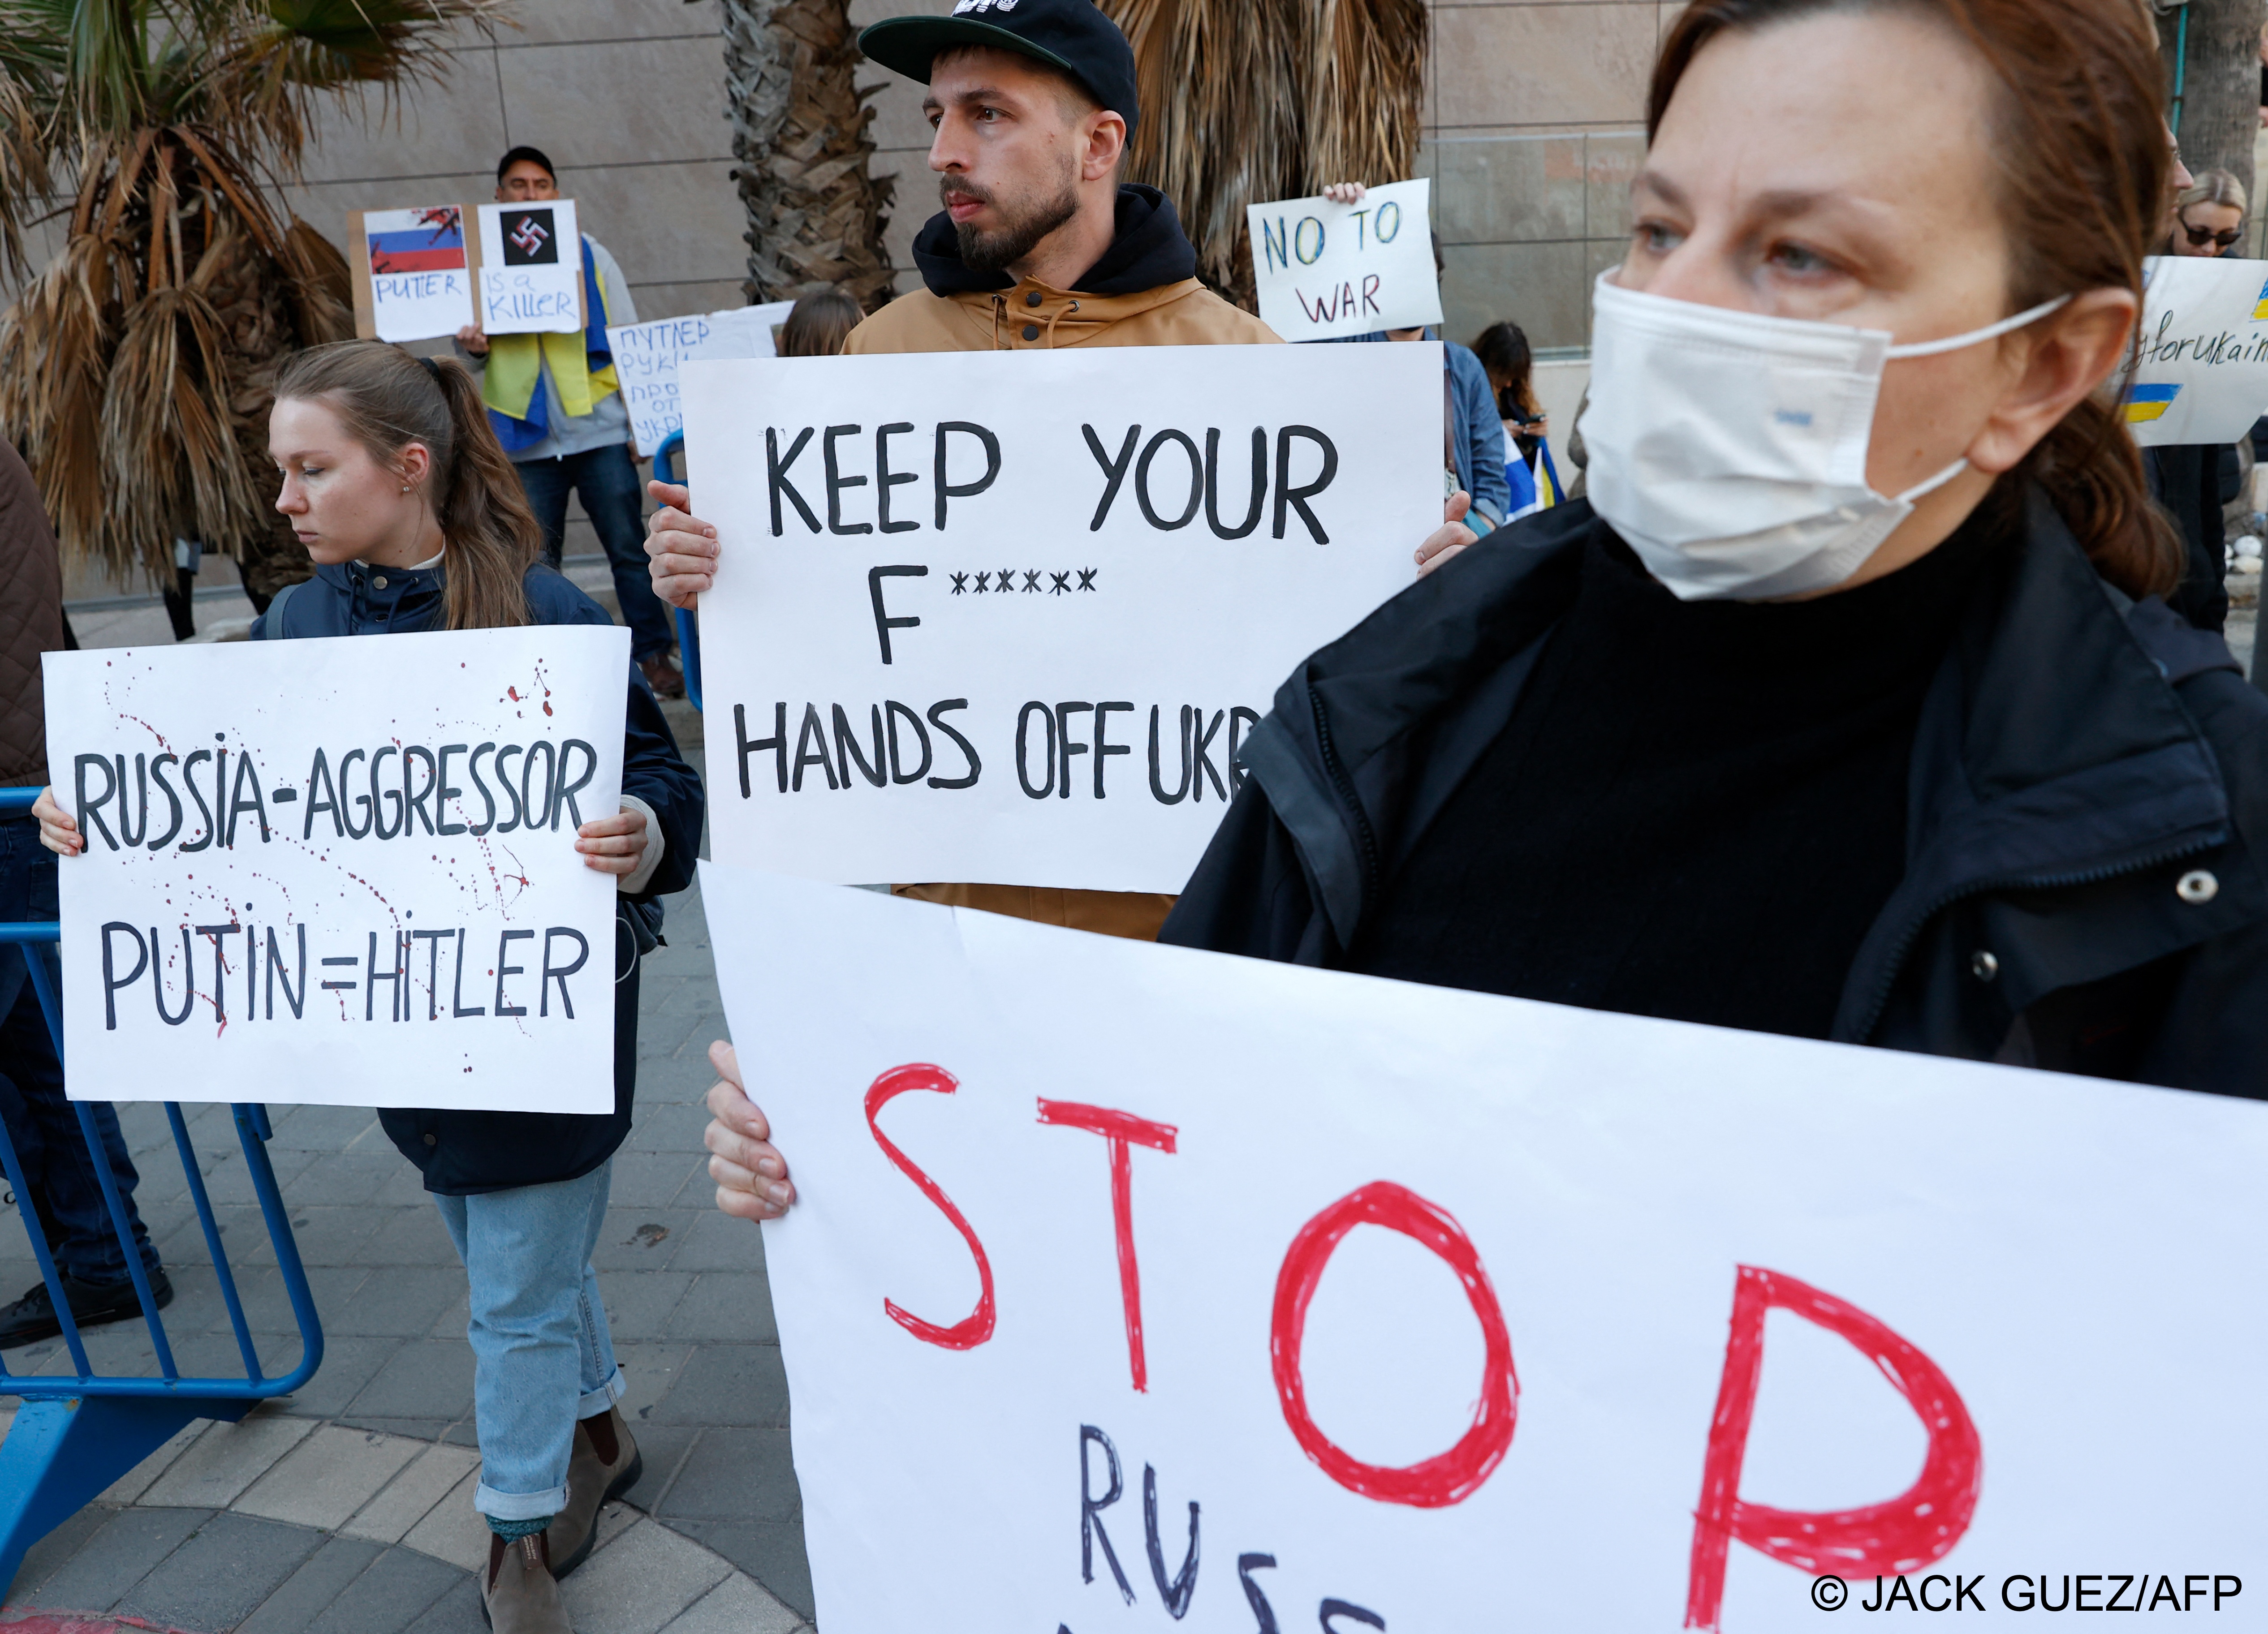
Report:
45,628,630,1112
1246,179,1443,342
681,344,1439,891
705,865,2268,1633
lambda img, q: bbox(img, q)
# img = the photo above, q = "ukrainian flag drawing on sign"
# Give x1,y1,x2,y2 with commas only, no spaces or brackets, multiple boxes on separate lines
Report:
2252,274,2268,319
2126,383,2181,424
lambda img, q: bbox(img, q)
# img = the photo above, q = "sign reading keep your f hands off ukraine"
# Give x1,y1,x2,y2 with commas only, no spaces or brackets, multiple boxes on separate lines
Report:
679,342,1440,894
43,628,629,1113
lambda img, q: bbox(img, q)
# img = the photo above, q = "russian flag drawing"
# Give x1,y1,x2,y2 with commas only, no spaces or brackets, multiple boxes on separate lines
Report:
2125,382,2181,424
367,208,466,275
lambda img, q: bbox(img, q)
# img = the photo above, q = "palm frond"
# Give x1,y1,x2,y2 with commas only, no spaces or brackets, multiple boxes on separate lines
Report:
103,276,263,570
1100,0,1426,305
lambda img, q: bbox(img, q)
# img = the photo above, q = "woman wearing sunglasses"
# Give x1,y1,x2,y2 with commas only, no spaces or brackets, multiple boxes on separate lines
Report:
2173,168,2247,257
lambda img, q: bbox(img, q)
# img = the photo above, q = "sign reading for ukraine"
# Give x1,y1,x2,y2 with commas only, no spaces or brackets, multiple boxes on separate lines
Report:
2124,254,2268,447
350,205,479,344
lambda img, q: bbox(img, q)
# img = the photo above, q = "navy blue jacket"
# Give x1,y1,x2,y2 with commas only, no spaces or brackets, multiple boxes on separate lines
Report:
1164,492,2268,1097
254,559,705,1191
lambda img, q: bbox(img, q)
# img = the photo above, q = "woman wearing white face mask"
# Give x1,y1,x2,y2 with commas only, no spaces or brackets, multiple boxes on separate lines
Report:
1145,0,2268,1094
692,0,2268,1230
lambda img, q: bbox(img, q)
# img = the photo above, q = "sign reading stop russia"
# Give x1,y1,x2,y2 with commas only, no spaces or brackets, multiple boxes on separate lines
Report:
703,864,2268,1632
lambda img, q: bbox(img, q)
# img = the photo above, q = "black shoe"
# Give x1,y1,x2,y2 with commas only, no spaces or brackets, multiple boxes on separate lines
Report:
0,1266,173,1349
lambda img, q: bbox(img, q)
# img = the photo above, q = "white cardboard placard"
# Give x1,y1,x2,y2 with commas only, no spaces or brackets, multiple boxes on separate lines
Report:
44,628,630,1110
681,342,1439,892
354,205,476,343
476,198,584,335
607,302,793,458
2125,254,2268,446
1247,179,1443,341
706,863,2268,1632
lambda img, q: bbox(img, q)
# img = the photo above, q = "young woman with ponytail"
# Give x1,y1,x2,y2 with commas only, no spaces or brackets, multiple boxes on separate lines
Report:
33,341,703,1633
697,0,2266,1230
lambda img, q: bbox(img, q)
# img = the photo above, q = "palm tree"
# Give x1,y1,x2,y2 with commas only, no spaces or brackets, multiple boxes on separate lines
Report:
721,0,897,311
716,0,1423,318
0,0,504,602
1108,0,1429,307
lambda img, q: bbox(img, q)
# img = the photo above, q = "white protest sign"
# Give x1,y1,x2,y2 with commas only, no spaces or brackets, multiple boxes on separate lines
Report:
351,206,477,343
476,198,584,335
606,302,793,458
705,863,2268,1632
2124,254,2268,446
681,343,1438,892
44,628,631,1111
1247,179,1443,341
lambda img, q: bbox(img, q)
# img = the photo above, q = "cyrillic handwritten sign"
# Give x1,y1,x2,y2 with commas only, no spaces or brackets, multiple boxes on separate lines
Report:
350,206,479,344
2124,254,2268,447
705,863,2268,1632
45,628,630,1111
607,302,793,457
680,343,1438,891
1246,179,1443,341
477,198,584,335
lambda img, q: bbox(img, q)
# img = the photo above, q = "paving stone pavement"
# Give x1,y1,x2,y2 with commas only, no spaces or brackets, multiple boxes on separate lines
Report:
0,710,818,1632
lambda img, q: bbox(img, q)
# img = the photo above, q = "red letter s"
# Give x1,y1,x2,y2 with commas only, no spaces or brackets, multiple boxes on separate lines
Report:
865,1063,995,1350
1684,1265,1982,1630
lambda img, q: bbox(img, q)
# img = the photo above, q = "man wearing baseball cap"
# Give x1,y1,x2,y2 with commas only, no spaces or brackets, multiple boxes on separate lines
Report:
645,0,1479,938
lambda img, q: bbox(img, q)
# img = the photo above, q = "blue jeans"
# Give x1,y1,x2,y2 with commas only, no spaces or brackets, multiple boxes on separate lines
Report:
434,1160,625,1519
513,443,677,663
0,817,156,1285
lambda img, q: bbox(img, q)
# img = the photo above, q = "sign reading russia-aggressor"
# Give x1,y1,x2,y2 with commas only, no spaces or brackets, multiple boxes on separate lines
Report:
45,628,630,1112
681,343,1439,892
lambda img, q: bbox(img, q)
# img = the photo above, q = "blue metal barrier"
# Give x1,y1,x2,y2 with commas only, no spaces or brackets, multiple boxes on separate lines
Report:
0,786,324,1590
655,430,703,713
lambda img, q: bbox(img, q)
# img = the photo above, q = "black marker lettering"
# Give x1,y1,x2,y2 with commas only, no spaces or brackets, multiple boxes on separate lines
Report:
925,700,980,790
1082,424,1140,530
824,422,872,535
875,421,918,533
933,421,1000,529
767,426,820,535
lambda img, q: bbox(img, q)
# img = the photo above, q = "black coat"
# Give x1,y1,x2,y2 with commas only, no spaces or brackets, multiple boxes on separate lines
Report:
2143,443,2228,634
253,558,705,1191
1162,493,2268,1098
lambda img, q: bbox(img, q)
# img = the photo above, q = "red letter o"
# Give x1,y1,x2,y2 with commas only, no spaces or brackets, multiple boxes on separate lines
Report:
1269,1180,1518,1508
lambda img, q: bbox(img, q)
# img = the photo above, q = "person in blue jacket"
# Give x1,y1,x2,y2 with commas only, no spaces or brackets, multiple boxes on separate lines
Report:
35,341,703,1634
1312,182,1511,533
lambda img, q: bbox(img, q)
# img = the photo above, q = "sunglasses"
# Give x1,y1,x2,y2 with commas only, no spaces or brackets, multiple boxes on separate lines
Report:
2185,223,2244,248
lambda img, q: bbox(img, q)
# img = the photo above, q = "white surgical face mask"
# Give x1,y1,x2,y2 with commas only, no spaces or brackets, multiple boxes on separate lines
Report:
1577,274,2068,600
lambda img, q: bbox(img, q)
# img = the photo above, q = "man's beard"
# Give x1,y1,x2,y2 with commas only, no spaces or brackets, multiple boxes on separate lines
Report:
945,175,1081,274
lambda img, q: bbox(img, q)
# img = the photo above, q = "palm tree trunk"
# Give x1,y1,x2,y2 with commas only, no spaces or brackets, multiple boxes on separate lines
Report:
722,0,897,310
2160,0,2261,232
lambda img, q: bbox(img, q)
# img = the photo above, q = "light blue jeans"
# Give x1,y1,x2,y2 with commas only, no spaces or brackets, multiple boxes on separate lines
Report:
433,1160,625,1520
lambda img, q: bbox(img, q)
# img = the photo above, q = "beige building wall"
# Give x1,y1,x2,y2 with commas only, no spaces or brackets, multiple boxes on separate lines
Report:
41,0,1647,358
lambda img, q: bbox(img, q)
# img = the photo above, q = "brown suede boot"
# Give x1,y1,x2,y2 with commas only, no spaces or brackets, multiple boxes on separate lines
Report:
544,1406,642,1579
483,1530,572,1633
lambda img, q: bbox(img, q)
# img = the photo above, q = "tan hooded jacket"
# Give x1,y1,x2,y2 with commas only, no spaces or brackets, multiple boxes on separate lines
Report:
850,187,1280,939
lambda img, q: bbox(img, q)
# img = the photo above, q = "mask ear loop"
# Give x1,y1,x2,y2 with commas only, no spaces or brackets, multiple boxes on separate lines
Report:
1882,295,2071,502
1884,293,2071,359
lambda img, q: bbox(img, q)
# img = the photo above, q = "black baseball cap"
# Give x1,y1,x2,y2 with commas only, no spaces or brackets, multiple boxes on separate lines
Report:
859,0,1140,135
